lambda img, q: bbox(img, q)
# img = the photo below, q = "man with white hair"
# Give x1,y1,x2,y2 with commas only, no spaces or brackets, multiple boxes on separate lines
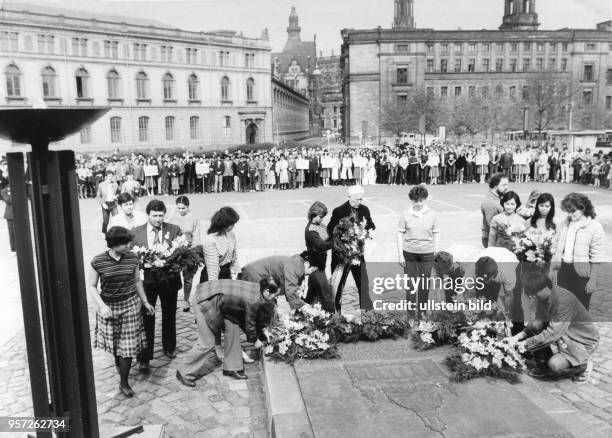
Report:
327,185,376,310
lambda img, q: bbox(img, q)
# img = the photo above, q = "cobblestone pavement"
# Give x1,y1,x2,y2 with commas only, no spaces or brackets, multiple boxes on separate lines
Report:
2,183,612,437
0,290,269,438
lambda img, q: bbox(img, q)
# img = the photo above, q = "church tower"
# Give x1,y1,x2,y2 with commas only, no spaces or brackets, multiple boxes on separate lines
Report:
287,6,301,40
500,0,540,30
393,0,415,29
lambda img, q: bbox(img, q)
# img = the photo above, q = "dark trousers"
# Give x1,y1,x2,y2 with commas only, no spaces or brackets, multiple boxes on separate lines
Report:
482,236,489,248
6,219,15,252
199,264,231,284
558,262,591,310
398,168,407,185
408,164,418,184
403,251,434,313
239,174,247,192
140,284,179,362
305,270,335,313
331,255,373,311
249,172,257,190
101,202,117,234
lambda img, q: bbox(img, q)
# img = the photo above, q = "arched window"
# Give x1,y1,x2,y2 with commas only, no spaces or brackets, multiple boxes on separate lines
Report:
110,117,122,143
165,116,175,141
189,116,200,140
135,71,149,100
162,72,175,100
106,69,121,99
188,74,199,100
42,66,57,98
75,67,90,98
138,116,150,141
246,78,255,101
221,76,230,101
5,64,21,97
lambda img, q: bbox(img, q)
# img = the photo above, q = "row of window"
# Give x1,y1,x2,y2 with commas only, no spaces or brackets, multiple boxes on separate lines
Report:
418,57,572,75
0,32,259,68
413,84,598,107
94,115,204,144
4,64,257,102
419,41,593,55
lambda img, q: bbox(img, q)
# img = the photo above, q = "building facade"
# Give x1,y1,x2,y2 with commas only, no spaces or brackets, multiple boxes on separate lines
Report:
271,78,310,143
271,7,323,137
341,0,612,143
0,3,273,152
318,52,343,135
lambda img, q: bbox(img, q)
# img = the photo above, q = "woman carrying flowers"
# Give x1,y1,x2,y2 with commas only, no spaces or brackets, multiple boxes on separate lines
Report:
488,191,526,251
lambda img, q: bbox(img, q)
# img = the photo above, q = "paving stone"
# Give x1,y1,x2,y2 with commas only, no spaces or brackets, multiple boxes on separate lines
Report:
207,426,228,438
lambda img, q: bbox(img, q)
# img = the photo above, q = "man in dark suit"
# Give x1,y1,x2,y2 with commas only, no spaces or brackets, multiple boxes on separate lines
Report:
240,252,318,315
131,199,183,371
176,278,279,386
327,185,376,310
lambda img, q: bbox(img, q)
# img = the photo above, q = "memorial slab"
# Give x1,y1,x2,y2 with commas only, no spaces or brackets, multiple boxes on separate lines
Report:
292,340,577,438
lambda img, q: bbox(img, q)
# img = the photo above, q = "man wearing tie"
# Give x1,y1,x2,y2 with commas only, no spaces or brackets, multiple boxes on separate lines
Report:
131,200,183,371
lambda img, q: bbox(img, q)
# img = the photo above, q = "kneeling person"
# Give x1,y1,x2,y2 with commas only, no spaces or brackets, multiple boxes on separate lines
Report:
176,278,279,386
508,271,599,383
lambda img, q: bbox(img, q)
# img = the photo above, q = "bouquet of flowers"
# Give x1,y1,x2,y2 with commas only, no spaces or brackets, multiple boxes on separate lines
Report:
264,306,411,364
411,310,468,351
132,235,204,277
332,217,373,266
512,228,555,267
446,321,525,384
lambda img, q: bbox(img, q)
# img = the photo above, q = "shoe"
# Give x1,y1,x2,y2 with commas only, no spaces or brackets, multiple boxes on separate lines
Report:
139,361,150,373
182,300,191,312
573,359,593,384
176,370,196,388
223,370,248,380
164,349,177,359
242,350,255,364
119,383,135,398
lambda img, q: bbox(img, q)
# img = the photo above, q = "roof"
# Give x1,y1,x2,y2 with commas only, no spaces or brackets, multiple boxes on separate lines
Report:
272,39,316,76
2,1,171,29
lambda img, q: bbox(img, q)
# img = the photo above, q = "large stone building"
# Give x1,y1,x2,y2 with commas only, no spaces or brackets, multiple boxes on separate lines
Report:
271,77,310,142
0,2,272,151
341,0,612,144
272,7,323,137
318,51,343,135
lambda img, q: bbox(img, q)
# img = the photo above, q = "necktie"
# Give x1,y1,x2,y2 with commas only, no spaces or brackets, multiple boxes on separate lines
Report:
153,227,161,245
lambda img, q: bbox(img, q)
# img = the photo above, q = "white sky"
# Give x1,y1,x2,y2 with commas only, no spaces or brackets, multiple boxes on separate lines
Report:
5,0,611,55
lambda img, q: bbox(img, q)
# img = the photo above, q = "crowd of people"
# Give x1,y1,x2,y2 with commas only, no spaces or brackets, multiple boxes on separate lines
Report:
75,143,612,202
86,170,607,397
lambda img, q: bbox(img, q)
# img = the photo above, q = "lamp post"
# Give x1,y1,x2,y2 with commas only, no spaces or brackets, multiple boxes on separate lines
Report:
0,107,110,438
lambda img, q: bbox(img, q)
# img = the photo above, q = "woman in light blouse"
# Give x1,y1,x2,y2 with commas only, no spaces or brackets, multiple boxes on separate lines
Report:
199,206,240,284
167,196,200,311
488,191,525,250
553,193,606,310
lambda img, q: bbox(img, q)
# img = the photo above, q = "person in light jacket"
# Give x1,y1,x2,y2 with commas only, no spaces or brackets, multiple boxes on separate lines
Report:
552,193,606,310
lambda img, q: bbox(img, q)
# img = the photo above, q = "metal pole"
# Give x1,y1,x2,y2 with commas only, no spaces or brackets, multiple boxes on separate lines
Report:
6,152,52,438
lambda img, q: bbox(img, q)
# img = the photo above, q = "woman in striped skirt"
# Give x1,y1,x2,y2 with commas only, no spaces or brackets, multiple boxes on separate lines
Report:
88,226,155,398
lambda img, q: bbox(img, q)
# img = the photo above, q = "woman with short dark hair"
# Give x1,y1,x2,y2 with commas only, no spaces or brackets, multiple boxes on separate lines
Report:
397,185,440,316
304,201,334,312
488,191,525,250
88,226,155,398
553,193,606,309
199,206,240,283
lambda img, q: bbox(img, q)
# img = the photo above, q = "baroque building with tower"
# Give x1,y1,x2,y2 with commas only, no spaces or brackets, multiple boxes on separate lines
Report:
341,0,612,144
0,2,273,151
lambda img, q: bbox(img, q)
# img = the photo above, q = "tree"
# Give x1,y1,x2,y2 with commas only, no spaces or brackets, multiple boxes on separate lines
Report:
523,71,572,133
445,97,483,142
381,90,440,137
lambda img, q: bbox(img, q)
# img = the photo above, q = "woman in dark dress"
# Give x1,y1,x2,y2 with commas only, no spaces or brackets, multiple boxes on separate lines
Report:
88,227,155,397
456,151,467,184
304,201,334,313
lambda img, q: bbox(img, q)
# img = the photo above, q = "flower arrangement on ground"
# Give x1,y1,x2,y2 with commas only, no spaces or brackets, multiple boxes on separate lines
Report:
132,235,203,281
264,305,410,364
511,228,555,267
411,309,468,351
446,321,526,383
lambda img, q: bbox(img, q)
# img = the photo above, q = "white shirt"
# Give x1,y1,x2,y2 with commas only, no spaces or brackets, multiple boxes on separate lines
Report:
562,218,586,263
147,222,163,247
108,210,147,231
